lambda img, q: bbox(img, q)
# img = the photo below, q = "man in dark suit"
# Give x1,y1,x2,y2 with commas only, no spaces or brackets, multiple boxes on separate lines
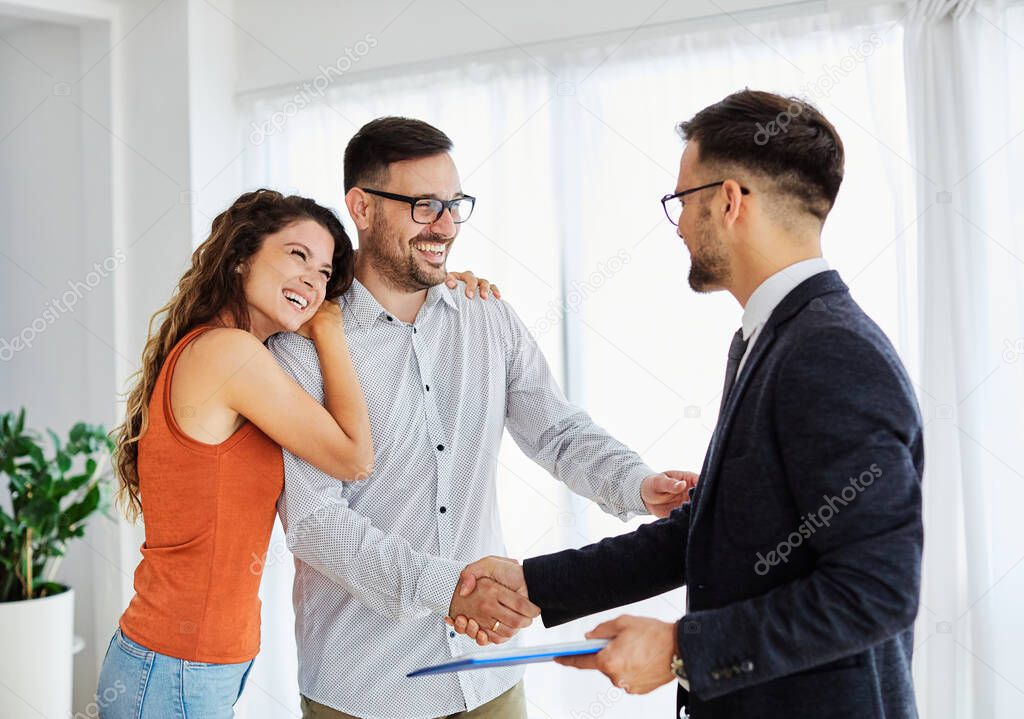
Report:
450,90,924,718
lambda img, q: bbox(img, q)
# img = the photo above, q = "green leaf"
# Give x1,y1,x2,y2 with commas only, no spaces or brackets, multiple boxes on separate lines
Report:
22,497,60,527
60,485,101,532
2,411,112,594
69,423,86,444
35,581,64,598
25,443,45,469
62,471,93,494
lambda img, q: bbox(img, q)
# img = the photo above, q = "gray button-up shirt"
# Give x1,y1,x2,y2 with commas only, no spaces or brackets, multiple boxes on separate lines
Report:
268,279,654,719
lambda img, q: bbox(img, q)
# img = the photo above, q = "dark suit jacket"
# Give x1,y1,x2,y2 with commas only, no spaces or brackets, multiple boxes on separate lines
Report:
523,271,923,719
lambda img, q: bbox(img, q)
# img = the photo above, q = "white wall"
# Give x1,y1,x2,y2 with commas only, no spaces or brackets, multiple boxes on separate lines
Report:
0,0,201,714
186,0,241,245
0,21,90,429
0,12,120,717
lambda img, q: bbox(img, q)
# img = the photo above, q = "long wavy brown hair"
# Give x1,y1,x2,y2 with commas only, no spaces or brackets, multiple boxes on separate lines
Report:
113,189,355,522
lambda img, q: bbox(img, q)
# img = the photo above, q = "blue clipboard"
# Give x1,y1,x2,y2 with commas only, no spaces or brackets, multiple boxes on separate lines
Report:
407,639,609,678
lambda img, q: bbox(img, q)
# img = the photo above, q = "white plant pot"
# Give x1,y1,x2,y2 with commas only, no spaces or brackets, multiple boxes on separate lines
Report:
0,586,74,719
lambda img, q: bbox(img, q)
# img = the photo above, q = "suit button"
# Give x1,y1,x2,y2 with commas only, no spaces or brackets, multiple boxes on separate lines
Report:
741,660,754,673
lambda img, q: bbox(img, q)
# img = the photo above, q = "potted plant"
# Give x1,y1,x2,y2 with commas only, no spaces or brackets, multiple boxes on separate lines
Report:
0,408,114,718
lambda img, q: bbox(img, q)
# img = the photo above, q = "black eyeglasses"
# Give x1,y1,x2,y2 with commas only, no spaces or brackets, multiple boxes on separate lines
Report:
660,181,750,226
361,188,476,225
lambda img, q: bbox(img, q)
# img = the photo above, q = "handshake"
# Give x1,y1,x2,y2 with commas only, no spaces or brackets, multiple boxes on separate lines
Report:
445,471,699,645
446,556,536,646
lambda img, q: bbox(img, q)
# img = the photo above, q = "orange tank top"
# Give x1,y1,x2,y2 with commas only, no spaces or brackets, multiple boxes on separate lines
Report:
119,324,284,663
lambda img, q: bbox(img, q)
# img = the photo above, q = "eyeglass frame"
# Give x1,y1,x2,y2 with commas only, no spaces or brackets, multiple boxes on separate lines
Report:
660,181,750,226
361,188,476,225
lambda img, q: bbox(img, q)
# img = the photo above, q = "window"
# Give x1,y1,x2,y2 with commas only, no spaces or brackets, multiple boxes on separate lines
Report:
240,5,920,716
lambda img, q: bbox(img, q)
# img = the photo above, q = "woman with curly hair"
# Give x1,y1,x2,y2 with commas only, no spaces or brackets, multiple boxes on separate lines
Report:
96,189,495,717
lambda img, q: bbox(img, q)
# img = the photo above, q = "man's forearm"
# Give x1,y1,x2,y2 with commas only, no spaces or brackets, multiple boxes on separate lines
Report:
510,410,654,519
283,491,462,620
524,505,689,626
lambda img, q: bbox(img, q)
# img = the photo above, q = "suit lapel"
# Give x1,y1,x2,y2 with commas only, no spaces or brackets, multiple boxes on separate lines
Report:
688,324,777,531
687,271,849,533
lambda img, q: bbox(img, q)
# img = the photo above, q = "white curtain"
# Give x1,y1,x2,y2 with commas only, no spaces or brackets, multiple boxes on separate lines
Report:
904,1,1024,717
236,2,1024,717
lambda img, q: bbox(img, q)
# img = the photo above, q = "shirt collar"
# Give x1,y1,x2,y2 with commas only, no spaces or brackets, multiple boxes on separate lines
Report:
426,281,460,314
741,257,830,341
343,278,459,329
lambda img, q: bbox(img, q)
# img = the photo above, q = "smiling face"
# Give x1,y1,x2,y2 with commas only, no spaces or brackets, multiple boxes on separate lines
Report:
361,153,462,292
676,142,732,293
241,219,335,338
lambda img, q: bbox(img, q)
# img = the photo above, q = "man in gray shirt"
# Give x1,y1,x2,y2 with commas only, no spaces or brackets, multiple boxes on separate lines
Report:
268,116,692,719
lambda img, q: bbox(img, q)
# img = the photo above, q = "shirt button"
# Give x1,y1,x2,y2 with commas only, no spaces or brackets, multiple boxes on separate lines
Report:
439,506,446,513
385,315,393,322
437,444,444,451
449,631,456,638
413,327,417,334
425,384,430,391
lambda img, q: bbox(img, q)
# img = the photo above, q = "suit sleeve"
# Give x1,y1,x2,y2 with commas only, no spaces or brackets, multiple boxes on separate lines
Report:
523,501,690,627
676,327,923,700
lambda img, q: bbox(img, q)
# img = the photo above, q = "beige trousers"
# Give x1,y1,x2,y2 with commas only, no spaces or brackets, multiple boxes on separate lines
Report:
300,682,526,719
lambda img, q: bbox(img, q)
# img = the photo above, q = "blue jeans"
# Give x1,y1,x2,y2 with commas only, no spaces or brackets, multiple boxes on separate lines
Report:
96,628,254,718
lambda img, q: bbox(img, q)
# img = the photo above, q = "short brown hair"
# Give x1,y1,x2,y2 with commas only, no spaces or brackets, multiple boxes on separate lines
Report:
344,116,453,192
677,89,844,221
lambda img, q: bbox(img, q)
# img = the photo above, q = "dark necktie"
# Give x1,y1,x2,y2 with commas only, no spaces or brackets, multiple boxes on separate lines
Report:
719,328,749,414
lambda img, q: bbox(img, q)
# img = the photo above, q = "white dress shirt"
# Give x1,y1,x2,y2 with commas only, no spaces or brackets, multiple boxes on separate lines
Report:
737,257,831,374
268,279,654,719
